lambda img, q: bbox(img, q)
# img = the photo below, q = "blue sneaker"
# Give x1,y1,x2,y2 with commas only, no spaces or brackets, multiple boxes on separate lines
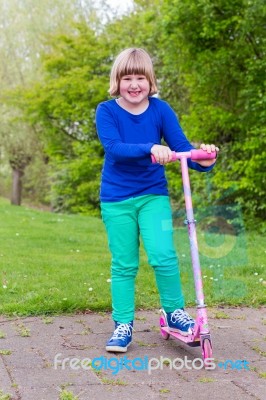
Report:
106,321,133,352
165,309,195,336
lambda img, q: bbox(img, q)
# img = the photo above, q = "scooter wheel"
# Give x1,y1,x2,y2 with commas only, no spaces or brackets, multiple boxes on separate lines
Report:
160,316,170,340
202,338,213,365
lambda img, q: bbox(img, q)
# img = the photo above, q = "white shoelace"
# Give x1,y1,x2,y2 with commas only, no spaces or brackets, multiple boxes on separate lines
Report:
170,310,194,327
112,323,132,340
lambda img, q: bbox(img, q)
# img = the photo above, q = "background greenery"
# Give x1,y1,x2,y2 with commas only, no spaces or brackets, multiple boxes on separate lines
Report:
0,1,265,316
0,0,265,229
0,197,265,316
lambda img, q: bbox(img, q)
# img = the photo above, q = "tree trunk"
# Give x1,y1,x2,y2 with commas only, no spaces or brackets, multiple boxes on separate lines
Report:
11,168,24,206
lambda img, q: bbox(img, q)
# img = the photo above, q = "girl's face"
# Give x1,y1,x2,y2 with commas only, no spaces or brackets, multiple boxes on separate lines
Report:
119,74,150,107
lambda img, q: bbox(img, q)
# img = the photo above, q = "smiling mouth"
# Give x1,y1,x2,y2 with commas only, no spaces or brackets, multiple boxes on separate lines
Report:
129,91,141,96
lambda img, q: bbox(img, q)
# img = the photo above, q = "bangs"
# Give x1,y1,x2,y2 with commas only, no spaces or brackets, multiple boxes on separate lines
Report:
117,51,151,79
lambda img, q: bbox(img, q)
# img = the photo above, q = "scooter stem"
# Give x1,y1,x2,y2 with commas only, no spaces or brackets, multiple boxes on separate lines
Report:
180,156,206,308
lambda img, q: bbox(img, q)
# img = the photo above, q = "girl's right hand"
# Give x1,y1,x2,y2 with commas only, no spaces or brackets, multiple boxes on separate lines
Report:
151,144,173,165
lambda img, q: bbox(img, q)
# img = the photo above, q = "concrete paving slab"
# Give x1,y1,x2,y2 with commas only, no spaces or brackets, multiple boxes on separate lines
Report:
0,307,265,400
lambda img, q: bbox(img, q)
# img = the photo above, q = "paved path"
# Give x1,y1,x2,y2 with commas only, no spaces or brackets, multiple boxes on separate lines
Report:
0,307,265,399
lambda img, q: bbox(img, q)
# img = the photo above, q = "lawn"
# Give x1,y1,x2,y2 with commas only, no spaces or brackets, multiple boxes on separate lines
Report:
0,197,265,316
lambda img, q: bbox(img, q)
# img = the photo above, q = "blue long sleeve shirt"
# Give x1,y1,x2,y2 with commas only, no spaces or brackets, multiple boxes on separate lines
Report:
96,97,213,202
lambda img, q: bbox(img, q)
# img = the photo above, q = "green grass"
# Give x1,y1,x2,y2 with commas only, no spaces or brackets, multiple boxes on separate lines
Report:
0,197,265,316
0,390,12,400
59,389,79,400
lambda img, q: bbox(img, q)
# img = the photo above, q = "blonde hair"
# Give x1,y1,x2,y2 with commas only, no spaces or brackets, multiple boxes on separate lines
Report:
109,48,158,97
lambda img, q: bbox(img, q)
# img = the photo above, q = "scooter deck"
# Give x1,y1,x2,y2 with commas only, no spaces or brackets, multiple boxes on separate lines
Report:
160,326,201,346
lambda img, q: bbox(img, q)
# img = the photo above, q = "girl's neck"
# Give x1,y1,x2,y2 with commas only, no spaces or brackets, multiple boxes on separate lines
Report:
116,97,149,115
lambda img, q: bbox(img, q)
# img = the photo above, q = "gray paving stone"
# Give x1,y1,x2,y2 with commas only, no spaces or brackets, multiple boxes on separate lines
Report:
0,308,265,400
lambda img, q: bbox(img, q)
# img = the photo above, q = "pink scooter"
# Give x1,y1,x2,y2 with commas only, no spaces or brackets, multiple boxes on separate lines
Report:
152,149,217,365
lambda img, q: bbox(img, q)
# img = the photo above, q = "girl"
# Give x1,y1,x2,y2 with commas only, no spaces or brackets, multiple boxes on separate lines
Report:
96,48,219,353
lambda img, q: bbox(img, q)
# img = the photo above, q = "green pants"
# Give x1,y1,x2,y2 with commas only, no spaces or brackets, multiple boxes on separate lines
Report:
101,194,184,322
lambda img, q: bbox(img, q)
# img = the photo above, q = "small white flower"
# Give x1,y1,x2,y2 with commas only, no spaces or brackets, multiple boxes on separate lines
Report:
210,277,213,280
88,287,93,291
16,233,20,236
209,265,213,269
203,275,207,279
182,254,186,257
254,272,258,276
214,278,219,282
3,285,7,289
76,249,80,253
259,278,263,282
106,279,111,283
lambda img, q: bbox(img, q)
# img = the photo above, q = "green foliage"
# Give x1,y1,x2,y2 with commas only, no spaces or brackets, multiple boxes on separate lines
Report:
0,106,46,205
22,23,110,145
14,22,109,213
158,0,266,224
50,140,103,215
0,0,101,207
23,156,51,206
5,0,265,226
102,0,162,55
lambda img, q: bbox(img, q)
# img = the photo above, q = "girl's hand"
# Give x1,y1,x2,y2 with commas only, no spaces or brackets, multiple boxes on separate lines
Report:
196,143,219,167
151,144,173,165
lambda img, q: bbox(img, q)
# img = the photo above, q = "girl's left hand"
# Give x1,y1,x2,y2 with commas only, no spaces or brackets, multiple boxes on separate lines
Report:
196,143,219,167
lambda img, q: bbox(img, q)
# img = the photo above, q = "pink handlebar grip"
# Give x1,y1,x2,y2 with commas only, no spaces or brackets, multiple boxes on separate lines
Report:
151,154,157,163
190,149,217,161
151,149,216,163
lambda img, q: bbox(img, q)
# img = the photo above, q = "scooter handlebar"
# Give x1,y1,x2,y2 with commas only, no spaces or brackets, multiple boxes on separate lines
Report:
190,149,217,160
151,149,217,163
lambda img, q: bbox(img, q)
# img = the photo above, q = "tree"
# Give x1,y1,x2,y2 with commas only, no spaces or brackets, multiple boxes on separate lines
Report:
14,22,111,213
2,0,137,212
0,0,105,206
0,107,43,205
158,0,266,224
